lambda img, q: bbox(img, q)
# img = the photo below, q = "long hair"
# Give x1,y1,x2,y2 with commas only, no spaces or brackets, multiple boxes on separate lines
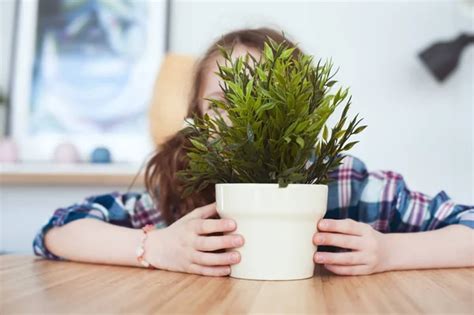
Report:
145,27,301,225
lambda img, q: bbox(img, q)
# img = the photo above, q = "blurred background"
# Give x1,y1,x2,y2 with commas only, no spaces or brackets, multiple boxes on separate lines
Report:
0,0,473,253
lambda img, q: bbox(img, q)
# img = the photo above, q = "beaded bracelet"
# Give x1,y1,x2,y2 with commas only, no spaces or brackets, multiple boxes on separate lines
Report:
136,224,155,268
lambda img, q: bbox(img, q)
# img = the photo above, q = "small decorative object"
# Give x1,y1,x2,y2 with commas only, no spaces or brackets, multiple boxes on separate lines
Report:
90,147,112,164
418,33,474,82
179,39,366,280
53,142,81,163
0,138,18,163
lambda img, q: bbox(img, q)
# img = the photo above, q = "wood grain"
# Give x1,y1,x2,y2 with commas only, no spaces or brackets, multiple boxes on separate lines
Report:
1,255,473,314
0,163,144,186
0,173,144,186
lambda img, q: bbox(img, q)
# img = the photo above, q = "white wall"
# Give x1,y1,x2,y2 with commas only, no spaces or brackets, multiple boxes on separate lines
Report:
170,0,474,204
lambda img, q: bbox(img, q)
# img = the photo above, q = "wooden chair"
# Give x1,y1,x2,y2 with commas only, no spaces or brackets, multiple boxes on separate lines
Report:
149,53,196,145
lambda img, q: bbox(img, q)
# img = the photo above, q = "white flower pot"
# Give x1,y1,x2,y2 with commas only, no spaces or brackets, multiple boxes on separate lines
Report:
216,183,328,281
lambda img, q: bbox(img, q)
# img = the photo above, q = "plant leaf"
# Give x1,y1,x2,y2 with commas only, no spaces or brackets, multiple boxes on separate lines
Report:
296,137,305,148
190,139,207,151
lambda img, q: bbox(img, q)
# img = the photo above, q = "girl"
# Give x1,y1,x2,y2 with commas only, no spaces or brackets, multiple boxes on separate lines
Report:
34,28,474,276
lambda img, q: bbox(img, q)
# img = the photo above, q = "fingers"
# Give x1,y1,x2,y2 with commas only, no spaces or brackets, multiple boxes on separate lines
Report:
313,232,363,250
188,264,231,277
196,203,218,219
192,251,241,266
194,234,244,251
318,219,367,236
323,264,371,276
194,218,237,235
314,251,365,265
185,203,217,220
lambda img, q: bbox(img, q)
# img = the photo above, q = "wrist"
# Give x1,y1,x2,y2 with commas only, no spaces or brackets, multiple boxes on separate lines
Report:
380,232,414,272
144,228,164,270
135,225,157,269
378,233,398,272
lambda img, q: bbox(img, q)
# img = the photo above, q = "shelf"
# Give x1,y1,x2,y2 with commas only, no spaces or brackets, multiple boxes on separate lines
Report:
0,163,145,186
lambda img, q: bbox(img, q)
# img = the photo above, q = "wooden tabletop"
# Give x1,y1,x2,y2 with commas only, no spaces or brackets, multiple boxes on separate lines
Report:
1,255,473,314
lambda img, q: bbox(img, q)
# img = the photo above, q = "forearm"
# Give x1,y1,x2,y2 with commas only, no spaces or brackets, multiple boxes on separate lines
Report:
44,219,144,267
383,225,474,271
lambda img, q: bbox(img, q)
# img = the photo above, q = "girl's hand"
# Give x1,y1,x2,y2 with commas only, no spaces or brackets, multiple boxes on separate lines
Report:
313,219,389,275
147,203,244,277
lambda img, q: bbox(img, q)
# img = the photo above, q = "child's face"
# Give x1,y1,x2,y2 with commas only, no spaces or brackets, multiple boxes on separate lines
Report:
200,45,261,123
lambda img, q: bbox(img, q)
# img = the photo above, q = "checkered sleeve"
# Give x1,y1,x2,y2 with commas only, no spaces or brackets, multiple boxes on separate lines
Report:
325,155,474,232
33,191,166,260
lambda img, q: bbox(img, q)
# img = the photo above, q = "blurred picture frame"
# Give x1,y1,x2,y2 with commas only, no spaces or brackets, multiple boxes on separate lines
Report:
10,0,167,163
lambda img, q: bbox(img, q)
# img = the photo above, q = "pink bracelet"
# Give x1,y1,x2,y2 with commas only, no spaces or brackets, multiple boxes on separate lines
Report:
136,224,155,268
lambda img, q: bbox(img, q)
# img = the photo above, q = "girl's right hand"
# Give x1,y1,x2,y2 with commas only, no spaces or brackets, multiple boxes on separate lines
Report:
146,203,244,276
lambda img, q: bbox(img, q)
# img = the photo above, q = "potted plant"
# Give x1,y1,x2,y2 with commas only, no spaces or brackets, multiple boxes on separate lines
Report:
179,39,366,280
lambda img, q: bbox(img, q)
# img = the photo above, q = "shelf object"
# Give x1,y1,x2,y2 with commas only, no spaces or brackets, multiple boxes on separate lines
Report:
0,163,144,186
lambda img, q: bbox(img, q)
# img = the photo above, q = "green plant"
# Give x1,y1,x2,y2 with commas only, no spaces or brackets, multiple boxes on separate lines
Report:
178,38,366,197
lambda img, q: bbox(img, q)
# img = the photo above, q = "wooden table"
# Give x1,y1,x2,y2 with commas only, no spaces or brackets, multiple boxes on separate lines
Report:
1,255,473,314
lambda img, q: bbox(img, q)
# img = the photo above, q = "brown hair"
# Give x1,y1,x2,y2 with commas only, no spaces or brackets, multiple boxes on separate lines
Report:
145,27,301,225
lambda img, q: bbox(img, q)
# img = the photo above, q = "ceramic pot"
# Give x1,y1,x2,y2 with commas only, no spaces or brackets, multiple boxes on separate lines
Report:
216,183,328,280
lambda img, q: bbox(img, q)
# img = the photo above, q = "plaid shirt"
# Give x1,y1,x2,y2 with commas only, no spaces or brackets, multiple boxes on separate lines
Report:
33,155,474,259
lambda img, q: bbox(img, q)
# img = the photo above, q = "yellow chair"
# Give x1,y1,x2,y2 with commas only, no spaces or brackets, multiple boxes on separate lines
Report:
149,53,196,145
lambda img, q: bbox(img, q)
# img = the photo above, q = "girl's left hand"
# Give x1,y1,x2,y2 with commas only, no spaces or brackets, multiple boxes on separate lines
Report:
313,219,389,275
